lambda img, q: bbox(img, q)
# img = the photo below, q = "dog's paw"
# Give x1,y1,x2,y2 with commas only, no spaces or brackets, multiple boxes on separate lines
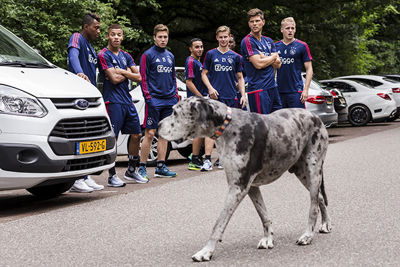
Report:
192,249,213,262
257,237,274,249
319,222,332,234
296,233,313,245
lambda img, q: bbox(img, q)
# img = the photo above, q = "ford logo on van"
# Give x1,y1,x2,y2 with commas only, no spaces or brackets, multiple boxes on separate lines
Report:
74,99,89,110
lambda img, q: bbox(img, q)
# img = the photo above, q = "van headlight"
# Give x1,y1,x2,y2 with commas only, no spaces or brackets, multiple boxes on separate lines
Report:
0,85,47,117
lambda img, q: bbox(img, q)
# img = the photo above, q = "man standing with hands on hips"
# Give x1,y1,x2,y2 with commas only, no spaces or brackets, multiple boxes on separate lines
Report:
275,17,313,108
138,24,179,179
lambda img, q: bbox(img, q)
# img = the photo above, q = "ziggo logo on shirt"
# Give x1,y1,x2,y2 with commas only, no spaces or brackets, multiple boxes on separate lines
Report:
214,64,233,72
157,65,173,73
280,57,295,65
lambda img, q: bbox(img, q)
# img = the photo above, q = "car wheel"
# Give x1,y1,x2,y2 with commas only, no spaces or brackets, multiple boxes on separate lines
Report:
136,134,171,167
348,104,371,126
26,180,75,199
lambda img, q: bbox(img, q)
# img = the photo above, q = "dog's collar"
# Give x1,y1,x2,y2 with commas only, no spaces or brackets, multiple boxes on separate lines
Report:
211,107,232,140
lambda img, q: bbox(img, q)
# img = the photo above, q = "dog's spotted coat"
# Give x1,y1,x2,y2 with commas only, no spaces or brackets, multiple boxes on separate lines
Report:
158,97,332,262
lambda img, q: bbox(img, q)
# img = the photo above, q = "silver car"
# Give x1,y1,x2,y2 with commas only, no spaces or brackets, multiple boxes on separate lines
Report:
321,79,397,126
301,73,338,127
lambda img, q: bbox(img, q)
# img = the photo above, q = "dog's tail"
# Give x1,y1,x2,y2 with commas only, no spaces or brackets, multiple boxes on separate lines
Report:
320,171,328,207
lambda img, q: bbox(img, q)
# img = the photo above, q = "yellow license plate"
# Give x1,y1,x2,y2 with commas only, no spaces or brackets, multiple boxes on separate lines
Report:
76,139,106,155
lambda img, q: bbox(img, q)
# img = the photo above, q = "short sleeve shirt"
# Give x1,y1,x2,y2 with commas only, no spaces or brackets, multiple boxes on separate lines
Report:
185,56,207,97
275,39,312,93
97,48,136,104
240,34,277,91
202,48,243,100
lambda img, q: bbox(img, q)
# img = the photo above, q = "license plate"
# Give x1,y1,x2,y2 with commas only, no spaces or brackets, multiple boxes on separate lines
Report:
76,139,106,155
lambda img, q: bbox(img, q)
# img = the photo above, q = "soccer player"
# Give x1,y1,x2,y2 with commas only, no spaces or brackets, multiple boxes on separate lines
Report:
275,17,313,108
185,38,209,170
97,24,148,187
240,8,282,114
138,24,178,179
67,12,104,192
201,25,246,171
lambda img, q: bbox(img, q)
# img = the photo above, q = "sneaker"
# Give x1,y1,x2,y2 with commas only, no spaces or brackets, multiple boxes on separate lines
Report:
84,176,104,191
214,159,224,169
124,167,149,184
188,161,201,171
155,164,177,178
107,174,126,187
201,159,213,172
70,179,94,193
138,166,148,180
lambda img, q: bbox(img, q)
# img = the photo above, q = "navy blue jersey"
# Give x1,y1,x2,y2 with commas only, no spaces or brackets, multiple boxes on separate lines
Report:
97,48,136,104
202,48,243,100
67,33,97,85
275,39,312,93
240,34,277,91
185,56,207,97
140,45,178,105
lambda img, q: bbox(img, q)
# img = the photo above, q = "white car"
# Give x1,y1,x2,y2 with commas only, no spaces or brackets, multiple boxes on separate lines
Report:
116,67,192,165
320,79,397,126
334,75,400,119
0,25,116,197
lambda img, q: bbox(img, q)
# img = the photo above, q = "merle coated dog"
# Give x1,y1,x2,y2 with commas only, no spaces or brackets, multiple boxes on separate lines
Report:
158,97,332,262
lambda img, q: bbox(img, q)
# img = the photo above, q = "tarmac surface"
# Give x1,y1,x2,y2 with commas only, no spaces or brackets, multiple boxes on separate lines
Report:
0,124,399,266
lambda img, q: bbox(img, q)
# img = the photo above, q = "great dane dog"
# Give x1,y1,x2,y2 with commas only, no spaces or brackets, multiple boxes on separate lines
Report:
158,96,332,262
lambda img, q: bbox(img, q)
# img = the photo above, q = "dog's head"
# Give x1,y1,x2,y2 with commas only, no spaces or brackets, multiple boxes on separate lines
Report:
158,96,226,141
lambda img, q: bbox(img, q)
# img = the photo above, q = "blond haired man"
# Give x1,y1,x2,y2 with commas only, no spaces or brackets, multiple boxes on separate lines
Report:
275,17,313,108
201,25,246,171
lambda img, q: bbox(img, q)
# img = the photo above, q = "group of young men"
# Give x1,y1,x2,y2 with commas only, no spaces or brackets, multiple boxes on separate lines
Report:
185,8,313,171
66,7,313,192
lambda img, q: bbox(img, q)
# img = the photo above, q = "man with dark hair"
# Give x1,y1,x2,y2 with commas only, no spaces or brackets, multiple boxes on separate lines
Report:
67,12,104,193
185,38,209,170
240,8,282,114
97,24,148,187
138,24,178,179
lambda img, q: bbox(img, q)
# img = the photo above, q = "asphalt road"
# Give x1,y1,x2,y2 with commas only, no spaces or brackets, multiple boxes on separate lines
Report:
0,121,399,266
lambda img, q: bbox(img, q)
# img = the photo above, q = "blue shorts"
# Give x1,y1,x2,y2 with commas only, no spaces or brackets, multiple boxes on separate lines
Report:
144,100,176,129
247,87,282,114
106,102,141,137
280,92,305,109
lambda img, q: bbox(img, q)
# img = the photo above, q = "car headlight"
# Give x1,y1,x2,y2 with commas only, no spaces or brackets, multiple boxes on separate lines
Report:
0,84,47,117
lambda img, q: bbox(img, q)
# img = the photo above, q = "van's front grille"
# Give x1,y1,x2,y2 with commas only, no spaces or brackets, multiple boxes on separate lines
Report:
51,98,101,109
63,155,110,171
50,117,111,139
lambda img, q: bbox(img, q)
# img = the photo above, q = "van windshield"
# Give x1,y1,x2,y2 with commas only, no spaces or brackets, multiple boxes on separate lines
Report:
0,25,53,68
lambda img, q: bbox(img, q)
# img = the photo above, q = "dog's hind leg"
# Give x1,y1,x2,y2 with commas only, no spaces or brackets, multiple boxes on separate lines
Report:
291,158,332,239
248,186,274,249
290,155,325,245
192,185,248,262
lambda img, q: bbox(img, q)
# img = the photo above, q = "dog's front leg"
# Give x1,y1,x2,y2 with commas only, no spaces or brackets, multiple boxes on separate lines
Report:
192,185,248,262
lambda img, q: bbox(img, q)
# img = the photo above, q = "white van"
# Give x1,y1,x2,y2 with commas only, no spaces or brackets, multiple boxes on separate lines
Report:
0,25,116,198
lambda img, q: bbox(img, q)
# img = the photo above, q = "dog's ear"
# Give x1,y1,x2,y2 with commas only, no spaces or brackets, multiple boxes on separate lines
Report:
193,98,224,126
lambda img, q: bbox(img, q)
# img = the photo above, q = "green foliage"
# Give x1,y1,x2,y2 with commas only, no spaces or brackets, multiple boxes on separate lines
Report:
1,0,399,77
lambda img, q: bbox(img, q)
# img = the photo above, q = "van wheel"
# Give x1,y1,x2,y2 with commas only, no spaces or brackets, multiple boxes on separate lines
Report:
135,135,171,167
348,104,371,126
27,180,75,199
